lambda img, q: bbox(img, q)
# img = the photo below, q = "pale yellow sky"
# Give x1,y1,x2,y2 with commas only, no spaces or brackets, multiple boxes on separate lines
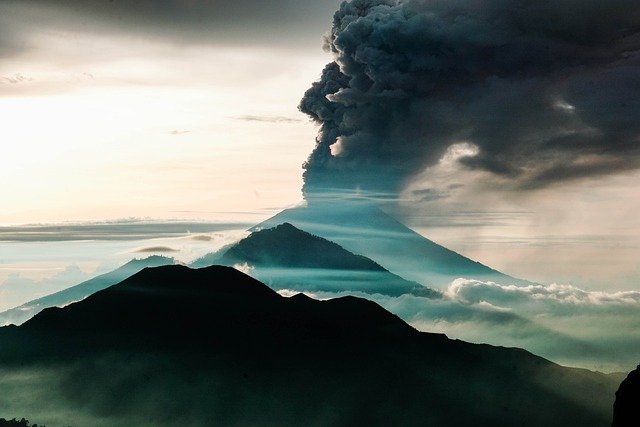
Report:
1,0,639,293
1,37,325,224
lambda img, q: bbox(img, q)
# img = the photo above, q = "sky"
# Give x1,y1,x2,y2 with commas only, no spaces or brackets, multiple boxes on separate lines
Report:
0,0,344,223
1,1,640,313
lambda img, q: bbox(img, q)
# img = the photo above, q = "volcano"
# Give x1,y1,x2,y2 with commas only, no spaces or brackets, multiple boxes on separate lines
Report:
193,222,440,298
255,201,532,288
0,265,620,427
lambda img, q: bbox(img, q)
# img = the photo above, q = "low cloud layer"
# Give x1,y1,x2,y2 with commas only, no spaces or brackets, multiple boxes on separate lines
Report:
0,264,94,312
300,0,640,199
0,220,251,242
280,278,640,372
447,279,640,307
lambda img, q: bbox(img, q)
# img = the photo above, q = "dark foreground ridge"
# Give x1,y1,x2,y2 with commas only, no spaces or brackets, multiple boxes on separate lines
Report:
613,365,640,426
0,265,620,427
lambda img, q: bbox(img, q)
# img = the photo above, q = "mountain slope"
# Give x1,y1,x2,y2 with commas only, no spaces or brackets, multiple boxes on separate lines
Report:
612,364,640,426
222,222,386,271
193,222,440,297
0,265,618,427
5,265,417,361
255,201,533,288
0,255,175,326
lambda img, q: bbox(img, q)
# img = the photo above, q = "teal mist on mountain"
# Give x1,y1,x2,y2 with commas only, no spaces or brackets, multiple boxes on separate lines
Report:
0,265,620,427
0,255,175,326
254,201,533,288
193,222,440,298
1,202,530,327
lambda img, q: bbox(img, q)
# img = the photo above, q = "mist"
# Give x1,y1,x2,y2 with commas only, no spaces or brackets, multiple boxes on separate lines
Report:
277,277,640,372
0,222,249,311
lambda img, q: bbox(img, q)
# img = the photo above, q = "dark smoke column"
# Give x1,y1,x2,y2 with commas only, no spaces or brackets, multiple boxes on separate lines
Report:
298,61,356,200
299,0,640,202
299,0,451,201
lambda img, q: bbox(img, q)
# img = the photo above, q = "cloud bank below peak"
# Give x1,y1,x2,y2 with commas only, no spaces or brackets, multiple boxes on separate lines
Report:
284,277,640,372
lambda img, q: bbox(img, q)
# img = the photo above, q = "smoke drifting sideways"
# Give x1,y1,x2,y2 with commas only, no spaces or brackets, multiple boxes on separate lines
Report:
299,0,640,201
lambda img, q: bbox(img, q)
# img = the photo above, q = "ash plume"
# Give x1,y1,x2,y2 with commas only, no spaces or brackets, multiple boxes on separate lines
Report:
299,0,640,200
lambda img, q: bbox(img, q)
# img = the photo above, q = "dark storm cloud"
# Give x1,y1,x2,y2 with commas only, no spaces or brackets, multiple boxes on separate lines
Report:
300,0,640,198
0,8,30,57
410,184,464,202
0,0,343,51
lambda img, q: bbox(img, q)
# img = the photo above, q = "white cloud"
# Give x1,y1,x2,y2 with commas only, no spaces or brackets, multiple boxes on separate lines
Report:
233,263,255,277
446,278,640,307
283,278,640,372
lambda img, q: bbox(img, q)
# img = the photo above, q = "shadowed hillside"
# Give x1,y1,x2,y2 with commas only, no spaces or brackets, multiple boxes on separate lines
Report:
0,265,619,427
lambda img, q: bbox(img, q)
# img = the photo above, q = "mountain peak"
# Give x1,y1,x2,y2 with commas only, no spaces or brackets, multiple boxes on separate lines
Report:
9,264,415,362
222,222,385,272
123,255,175,268
120,264,280,299
256,202,533,287
0,255,177,327
212,222,440,298
0,263,620,427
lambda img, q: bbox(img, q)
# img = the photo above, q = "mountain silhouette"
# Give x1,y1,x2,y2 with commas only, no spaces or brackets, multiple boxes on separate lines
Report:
256,201,533,288
0,265,619,427
0,255,175,326
193,222,440,297
3,265,418,362
612,364,640,427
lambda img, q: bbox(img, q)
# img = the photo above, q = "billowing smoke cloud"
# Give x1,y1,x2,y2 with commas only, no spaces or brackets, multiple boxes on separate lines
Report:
300,0,640,199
